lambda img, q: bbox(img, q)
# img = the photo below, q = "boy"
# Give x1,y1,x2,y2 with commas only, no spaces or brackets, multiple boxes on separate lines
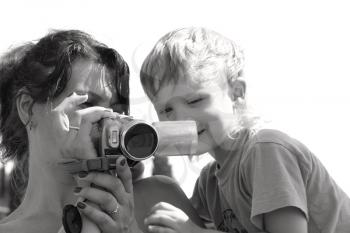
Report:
140,27,350,233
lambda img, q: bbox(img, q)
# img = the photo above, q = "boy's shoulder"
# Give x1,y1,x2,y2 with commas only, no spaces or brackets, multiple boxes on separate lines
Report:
251,128,292,144
242,128,313,166
247,128,300,150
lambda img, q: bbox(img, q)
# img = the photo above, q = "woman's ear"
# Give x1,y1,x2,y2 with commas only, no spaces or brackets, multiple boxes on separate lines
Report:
16,92,34,126
229,79,246,101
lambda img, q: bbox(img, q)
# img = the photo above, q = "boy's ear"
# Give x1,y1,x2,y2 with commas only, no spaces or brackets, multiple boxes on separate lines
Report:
16,92,34,126
229,79,246,101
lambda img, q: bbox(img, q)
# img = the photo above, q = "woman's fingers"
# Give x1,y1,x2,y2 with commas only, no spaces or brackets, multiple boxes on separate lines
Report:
75,106,116,135
77,201,117,233
54,92,88,113
130,162,145,181
115,156,133,194
147,225,176,233
63,107,117,160
74,185,119,213
77,171,128,205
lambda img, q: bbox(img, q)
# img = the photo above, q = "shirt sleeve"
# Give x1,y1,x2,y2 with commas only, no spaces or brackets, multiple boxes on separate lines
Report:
243,142,309,229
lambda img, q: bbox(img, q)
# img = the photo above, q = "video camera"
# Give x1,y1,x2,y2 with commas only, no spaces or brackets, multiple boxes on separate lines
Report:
62,115,198,173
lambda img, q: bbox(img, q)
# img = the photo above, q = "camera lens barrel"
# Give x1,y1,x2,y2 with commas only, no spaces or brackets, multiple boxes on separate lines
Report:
100,117,197,162
153,121,197,156
120,119,159,160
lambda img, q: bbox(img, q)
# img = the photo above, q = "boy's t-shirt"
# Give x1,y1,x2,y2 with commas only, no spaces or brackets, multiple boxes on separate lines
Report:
190,129,350,233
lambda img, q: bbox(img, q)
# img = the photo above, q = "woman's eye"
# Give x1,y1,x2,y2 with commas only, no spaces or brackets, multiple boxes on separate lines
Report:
111,103,123,114
79,102,94,109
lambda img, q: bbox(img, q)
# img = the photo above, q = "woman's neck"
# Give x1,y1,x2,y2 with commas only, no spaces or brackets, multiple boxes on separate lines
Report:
4,154,77,230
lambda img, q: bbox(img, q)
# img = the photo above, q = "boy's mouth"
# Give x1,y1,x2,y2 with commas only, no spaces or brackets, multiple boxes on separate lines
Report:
198,129,205,135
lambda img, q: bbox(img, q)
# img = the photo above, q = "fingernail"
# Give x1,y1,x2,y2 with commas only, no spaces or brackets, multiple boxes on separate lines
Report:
74,187,82,193
78,171,88,178
77,202,86,209
119,158,126,166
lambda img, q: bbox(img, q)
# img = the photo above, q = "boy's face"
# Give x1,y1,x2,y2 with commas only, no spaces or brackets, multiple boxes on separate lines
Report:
153,76,236,155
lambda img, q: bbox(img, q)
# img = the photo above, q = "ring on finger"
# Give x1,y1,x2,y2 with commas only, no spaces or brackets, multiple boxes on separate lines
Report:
69,126,80,131
109,203,120,217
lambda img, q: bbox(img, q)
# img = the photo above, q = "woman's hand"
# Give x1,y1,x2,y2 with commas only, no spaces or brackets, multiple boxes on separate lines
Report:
74,156,140,233
54,92,118,160
144,202,201,233
53,92,141,232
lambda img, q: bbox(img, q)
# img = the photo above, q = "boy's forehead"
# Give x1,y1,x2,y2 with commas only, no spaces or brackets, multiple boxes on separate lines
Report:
154,81,194,101
153,78,224,105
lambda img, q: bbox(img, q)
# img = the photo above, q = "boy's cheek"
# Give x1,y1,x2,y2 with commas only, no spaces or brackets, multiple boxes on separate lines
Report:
157,114,168,121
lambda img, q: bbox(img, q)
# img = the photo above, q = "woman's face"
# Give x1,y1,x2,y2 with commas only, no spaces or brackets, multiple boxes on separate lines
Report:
30,58,119,166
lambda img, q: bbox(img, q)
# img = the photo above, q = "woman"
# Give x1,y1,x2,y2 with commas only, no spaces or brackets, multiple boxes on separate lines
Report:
0,30,203,233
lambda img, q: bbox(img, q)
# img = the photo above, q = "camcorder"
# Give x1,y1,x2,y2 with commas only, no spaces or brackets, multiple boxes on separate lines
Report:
62,115,198,173
62,115,198,233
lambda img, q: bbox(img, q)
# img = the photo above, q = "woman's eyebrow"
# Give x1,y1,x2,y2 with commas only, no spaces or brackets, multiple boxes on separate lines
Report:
74,90,101,102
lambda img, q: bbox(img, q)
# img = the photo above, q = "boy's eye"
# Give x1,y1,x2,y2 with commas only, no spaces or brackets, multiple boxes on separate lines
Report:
188,98,203,105
163,107,173,113
159,106,172,115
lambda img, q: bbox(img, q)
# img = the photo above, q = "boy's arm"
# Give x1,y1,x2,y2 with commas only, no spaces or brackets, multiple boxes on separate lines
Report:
264,206,308,233
134,175,205,232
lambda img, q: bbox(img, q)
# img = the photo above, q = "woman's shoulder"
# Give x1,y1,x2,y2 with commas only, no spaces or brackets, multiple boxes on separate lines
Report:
0,218,31,233
0,212,60,233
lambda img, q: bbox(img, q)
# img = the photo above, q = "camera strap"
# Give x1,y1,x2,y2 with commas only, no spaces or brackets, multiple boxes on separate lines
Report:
61,155,120,174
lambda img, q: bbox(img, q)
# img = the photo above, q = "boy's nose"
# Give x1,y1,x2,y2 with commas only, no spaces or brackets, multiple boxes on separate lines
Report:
173,109,190,121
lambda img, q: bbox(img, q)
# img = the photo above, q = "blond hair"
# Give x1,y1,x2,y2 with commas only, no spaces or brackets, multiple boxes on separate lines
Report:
140,27,244,100
140,27,261,130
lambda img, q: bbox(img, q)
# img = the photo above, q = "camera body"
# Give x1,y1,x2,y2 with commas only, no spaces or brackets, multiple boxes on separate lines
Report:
99,115,198,166
99,116,159,164
62,115,198,173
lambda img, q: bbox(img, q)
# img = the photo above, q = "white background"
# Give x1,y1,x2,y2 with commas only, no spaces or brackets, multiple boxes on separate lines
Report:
0,0,349,197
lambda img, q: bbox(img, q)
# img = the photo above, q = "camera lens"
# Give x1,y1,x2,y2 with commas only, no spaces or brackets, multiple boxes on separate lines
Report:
123,123,158,159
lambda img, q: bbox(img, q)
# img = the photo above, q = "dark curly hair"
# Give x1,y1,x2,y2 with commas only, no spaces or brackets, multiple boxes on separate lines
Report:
0,29,130,209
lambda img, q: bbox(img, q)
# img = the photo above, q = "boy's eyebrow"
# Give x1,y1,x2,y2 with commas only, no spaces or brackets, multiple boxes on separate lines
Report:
154,92,204,108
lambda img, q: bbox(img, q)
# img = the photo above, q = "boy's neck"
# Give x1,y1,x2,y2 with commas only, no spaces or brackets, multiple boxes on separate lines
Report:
210,128,249,166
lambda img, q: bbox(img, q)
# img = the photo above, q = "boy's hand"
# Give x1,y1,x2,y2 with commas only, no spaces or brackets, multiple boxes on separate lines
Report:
144,202,201,233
